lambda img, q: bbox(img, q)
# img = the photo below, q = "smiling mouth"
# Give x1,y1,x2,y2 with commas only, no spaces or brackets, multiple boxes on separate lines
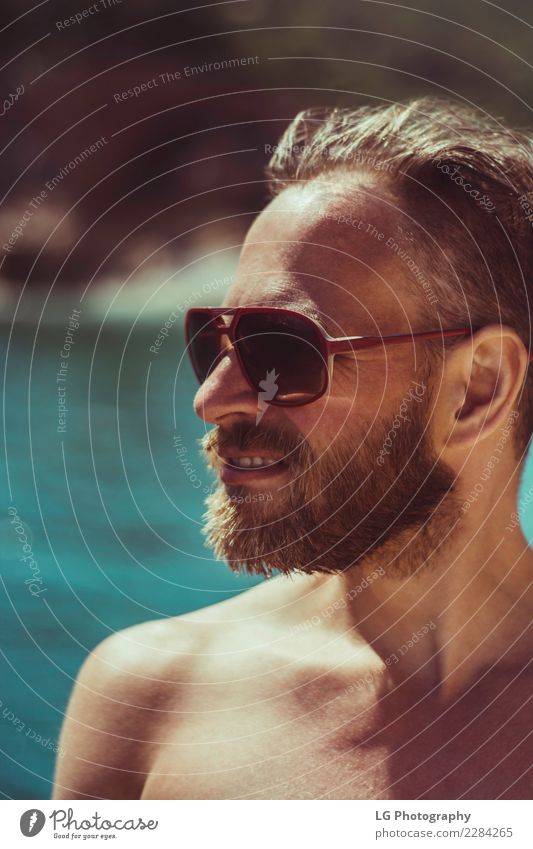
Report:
228,456,283,469
218,453,289,484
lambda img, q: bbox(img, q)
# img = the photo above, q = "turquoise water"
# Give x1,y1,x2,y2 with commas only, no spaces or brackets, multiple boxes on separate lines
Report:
0,318,262,799
1,318,532,799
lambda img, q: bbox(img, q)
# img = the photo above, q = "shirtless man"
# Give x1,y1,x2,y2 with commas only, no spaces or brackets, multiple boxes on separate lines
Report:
53,97,533,800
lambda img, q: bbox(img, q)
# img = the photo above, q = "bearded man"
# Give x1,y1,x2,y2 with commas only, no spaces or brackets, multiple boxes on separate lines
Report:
54,97,533,800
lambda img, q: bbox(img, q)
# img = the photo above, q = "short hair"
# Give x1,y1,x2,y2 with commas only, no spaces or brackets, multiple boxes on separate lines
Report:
266,97,533,457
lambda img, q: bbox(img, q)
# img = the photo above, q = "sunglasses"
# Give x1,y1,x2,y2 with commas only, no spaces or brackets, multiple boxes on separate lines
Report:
185,305,480,407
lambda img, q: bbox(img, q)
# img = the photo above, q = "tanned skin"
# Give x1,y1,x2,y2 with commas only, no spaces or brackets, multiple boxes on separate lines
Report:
53,178,533,800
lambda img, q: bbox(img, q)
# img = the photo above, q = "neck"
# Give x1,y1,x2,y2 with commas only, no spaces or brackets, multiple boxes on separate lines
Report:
328,466,533,701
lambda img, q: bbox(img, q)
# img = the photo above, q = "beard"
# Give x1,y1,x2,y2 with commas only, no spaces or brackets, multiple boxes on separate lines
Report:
200,365,461,579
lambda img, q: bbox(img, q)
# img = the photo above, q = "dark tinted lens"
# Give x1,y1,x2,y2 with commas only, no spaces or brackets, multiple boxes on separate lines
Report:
235,312,327,403
186,312,221,383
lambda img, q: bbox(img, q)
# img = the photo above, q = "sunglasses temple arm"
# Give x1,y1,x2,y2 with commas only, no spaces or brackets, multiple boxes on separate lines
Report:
329,328,475,354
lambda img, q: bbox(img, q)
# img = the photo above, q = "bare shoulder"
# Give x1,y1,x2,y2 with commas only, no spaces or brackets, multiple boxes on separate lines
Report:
52,615,208,800
53,573,350,800
52,575,317,800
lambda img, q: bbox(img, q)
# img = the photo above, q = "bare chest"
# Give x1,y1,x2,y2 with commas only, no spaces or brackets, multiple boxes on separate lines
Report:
141,671,532,800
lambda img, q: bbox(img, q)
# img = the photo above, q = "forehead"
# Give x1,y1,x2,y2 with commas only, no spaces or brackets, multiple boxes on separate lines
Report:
225,178,421,336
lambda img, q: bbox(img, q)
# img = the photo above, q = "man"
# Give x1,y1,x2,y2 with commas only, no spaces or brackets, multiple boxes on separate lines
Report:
54,97,533,800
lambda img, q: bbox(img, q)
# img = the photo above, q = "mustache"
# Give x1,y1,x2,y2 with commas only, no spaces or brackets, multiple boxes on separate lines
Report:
200,420,311,468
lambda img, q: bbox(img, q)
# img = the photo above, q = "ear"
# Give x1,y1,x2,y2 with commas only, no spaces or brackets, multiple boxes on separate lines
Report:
447,325,529,449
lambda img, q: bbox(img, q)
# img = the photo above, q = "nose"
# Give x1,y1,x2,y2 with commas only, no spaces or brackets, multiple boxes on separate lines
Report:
192,337,259,425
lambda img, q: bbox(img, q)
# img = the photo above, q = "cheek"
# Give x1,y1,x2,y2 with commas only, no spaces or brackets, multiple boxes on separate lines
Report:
279,358,419,448
291,362,419,448
330,360,390,416
284,393,368,451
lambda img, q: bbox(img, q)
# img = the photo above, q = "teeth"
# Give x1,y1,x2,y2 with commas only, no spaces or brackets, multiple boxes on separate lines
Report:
231,456,278,469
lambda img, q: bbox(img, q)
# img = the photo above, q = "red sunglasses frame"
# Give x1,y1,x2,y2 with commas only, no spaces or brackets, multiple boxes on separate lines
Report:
185,306,529,407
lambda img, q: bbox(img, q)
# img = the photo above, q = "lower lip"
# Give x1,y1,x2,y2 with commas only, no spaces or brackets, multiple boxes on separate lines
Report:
220,460,289,485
